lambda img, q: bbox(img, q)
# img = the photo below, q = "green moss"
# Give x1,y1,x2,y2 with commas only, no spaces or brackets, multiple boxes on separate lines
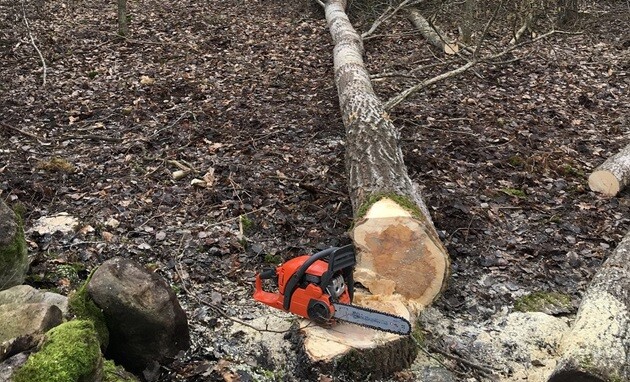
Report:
13,320,102,382
240,214,255,233
507,156,524,167
0,208,29,288
499,188,527,198
355,193,422,220
411,324,426,347
514,291,571,313
263,253,282,265
68,271,109,349
103,359,139,382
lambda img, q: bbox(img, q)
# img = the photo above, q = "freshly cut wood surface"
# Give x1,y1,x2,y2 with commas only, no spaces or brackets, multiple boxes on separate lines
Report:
548,230,630,382
352,198,448,315
588,143,630,196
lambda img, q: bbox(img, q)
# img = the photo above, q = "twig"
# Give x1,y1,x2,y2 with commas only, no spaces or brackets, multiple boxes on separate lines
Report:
0,121,45,141
473,0,504,59
20,0,47,86
428,344,500,379
384,29,561,110
362,0,421,40
60,134,123,143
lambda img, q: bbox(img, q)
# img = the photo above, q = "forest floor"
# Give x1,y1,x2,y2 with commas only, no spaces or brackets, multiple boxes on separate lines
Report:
1,0,629,381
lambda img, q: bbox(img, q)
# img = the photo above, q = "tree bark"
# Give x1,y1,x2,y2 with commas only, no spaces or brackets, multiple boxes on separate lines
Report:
548,230,630,382
406,8,458,54
557,0,578,26
117,0,128,37
588,143,630,196
291,0,450,378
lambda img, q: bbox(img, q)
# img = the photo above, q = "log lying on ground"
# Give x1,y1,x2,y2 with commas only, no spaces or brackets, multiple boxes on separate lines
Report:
548,230,630,382
588,143,630,196
292,1,450,379
406,8,458,54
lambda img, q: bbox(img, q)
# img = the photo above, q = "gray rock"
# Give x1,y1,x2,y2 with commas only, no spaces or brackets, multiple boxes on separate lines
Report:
0,284,68,316
0,201,28,291
0,352,29,382
87,257,190,372
0,303,63,361
0,303,62,343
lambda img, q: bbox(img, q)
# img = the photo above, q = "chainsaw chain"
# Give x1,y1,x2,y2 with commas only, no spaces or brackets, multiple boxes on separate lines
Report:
332,303,411,335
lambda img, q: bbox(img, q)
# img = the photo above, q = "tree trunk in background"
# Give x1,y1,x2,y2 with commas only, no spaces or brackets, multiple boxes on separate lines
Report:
557,0,578,26
407,8,458,54
459,0,475,45
548,230,630,382
117,0,128,37
292,0,450,378
588,143,630,196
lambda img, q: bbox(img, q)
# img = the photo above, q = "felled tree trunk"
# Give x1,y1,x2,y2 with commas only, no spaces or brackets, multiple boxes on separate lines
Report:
407,8,458,54
548,230,630,382
293,1,450,379
588,143,630,196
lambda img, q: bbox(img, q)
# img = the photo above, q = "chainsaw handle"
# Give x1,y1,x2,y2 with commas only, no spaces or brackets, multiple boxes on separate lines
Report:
259,268,277,280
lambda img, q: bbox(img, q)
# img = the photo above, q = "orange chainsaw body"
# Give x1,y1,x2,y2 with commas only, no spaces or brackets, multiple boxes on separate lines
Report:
253,246,354,323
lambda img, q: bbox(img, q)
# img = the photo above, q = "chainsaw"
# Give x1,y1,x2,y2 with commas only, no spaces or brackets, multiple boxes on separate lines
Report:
253,245,411,335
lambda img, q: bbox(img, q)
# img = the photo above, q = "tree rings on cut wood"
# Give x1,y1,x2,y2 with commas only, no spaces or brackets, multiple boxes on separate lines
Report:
352,198,449,316
588,143,630,196
293,318,417,381
548,230,630,382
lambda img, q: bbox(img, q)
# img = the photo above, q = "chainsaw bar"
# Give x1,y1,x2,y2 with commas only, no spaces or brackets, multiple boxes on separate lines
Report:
332,303,411,335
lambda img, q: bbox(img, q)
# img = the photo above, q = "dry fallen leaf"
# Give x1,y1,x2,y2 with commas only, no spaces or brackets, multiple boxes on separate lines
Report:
140,75,155,85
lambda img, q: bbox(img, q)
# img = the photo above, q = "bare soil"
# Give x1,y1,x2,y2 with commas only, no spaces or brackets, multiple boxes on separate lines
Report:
1,0,629,380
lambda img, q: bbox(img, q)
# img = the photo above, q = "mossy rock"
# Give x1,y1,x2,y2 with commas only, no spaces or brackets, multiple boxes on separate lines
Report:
13,320,103,382
68,271,109,350
0,201,29,290
514,291,572,315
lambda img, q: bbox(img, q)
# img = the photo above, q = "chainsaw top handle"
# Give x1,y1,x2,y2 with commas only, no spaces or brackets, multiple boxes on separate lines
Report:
282,244,355,311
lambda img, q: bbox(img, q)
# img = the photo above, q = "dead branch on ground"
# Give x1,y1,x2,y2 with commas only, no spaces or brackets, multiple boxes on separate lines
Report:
20,0,47,86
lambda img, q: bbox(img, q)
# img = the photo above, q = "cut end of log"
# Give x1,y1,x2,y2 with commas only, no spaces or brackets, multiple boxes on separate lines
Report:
588,170,620,196
351,198,449,317
444,44,459,55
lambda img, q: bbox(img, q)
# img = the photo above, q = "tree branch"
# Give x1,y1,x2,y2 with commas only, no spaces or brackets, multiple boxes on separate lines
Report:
20,0,47,86
362,0,422,40
384,29,561,110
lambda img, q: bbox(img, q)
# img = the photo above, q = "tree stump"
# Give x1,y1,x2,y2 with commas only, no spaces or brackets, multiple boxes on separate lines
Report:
548,230,630,382
588,143,630,196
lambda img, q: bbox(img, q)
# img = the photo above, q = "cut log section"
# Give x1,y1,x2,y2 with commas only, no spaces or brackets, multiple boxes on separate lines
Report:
548,230,630,382
406,8,459,54
588,143,630,196
290,1,450,379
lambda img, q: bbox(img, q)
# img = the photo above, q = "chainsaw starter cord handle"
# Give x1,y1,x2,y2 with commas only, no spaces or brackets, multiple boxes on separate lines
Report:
282,247,337,311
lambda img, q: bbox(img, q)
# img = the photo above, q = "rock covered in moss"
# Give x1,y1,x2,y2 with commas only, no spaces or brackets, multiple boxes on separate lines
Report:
87,257,190,373
69,272,109,350
0,200,29,291
12,320,103,382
